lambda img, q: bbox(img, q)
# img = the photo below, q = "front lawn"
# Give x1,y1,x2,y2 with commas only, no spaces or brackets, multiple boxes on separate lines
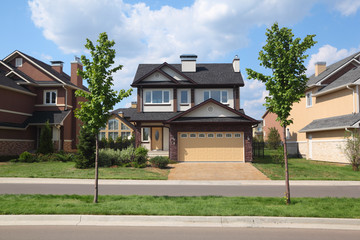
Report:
0,194,359,218
0,161,168,180
252,149,360,180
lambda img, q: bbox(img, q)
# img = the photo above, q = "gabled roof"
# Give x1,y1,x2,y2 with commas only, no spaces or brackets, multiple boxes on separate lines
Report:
299,113,360,133
0,71,34,95
111,107,137,118
307,51,360,87
166,98,258,124
132,63,243,87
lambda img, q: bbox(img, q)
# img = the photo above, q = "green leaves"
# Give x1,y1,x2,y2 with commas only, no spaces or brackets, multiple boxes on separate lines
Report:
75,32,132,134
246,22,316,127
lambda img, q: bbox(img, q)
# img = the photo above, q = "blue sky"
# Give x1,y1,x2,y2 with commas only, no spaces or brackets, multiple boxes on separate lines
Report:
2,0,360,119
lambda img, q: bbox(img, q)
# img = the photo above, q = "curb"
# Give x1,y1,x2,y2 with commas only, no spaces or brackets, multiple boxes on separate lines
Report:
1,178,360,186
1,215,360,230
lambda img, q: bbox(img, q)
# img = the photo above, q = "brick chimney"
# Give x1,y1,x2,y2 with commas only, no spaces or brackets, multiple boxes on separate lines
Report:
315,62,326,77
180,54,197,72
51,61,64,73
71,56,83,88
232,55,240,72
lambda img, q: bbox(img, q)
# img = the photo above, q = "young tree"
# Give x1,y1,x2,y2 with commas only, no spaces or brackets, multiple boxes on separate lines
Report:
75,32,132,203
267,127,281,150
37,121,54,154
246,23,316,204
343,131,360,171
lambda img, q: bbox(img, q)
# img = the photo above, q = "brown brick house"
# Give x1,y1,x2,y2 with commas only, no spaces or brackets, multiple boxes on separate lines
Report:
0,50,87,155
130,54,258,162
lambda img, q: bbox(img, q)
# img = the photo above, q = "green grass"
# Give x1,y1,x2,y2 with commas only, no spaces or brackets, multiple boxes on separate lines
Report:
0,161,168,180
253,149,360,180
0,194,359,218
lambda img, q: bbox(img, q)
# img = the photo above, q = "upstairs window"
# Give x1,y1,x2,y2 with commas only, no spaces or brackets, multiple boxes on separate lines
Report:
180,90,189,104
306,92,312,107
15,58,23,67
145,90,170,104
108,119,119,130
44,90,57,105
121,123,130,130
204,90,228,103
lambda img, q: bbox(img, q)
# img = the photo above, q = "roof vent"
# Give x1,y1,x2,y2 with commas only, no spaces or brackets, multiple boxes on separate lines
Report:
180,54,197,72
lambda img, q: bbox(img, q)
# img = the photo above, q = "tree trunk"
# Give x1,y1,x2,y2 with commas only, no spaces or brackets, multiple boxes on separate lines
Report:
283,125,291,205
94,134,99,203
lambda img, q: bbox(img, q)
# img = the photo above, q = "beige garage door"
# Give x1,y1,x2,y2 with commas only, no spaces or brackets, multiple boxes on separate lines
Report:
178,132,244,162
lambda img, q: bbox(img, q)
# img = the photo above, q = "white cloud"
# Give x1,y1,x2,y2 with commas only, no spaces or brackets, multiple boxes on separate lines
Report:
333,0,360,16
306,44,360,75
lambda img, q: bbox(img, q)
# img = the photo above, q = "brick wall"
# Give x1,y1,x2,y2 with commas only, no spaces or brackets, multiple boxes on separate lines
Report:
0,140,35,155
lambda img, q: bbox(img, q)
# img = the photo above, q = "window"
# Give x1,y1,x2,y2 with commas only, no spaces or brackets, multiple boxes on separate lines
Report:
225,133,232,138
180,133,188,138
99,132,106,140
15,58,22,67
216,133,223,138
108,119,119,130
306,92,312,107
144,90,170,104
180,90,188,104
44,90,57,104
234,133,241,138
108,132,118,140
142,127,150,142
204,90,228,103
121,123,130,130
207,133,214,138
121,132,131,139
198,133,205,138
190,133,196,138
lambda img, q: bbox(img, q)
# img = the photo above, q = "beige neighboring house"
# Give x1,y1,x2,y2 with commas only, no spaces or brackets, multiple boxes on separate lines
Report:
99,103,137,140
285,51,360,163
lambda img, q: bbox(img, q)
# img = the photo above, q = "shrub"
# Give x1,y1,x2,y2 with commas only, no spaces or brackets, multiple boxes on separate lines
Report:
134,146,148,167
53,152,75,162
267,127,281,149
98,148,120,167
343,132,360,171
118,146,136,166
37,121,54,154
75,127,95,169
271,145,285,166
17,151,36,163
149,156,169,169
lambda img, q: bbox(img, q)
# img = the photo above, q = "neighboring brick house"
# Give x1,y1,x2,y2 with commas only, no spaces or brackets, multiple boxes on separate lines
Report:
262,110,285,142
276,51,360,163
99,103,137,140
0,50,87,155
129,55,258,162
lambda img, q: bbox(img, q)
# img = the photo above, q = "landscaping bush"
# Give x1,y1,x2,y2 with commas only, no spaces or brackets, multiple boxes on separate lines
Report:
53,152,75,162
267,127,281,149
133,146,148,167
75,127,95,169
98,148,120,167
37,121,54,154
118,146,136,166
149,156,170,169
17,151,36,163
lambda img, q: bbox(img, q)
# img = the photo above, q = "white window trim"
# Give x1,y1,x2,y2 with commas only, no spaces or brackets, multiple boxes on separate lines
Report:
144,90,170,104
15,58,23,67
234,133,241,138
198,133,205,138
204,90,228,104
180,90,190,105
216,133,223,138
189,133,197,138
180,133,188,138
306,92,312,108
207,133,214,138
142,127,150,142
225,133,232,138
43,90,57,105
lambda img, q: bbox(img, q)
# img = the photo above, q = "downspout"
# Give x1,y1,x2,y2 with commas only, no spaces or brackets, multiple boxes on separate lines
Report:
346,85,355,113
356,85,359,113
62,85,68,110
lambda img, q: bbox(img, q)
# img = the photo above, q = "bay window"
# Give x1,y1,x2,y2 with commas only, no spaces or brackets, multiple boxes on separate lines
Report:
204,90,228,103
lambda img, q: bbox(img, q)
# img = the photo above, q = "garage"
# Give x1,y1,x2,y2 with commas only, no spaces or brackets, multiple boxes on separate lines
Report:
178,132,244,162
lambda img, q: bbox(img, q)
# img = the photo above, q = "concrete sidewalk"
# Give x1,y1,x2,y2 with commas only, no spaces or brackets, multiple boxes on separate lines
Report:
1,177,360,186
0,215,360,230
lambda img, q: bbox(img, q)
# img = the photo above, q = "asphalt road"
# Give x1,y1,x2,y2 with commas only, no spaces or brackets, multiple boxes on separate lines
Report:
0,226,359,240
1,183,360,197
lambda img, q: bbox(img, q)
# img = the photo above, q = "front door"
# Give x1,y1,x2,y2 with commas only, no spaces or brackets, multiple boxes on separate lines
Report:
151,127,163,150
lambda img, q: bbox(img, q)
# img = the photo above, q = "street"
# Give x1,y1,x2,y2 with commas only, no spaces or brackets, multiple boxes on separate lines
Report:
1,183,360,197
0,226,359,240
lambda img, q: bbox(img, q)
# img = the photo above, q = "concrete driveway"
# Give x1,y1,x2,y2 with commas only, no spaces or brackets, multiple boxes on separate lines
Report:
168,162,269,180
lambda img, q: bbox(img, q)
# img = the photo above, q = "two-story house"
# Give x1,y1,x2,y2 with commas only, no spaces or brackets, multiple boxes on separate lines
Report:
130,55,258,162
284,51,360,163
0,50,86,155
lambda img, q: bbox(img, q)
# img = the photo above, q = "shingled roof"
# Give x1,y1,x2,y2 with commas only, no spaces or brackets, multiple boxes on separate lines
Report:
132,63,243,86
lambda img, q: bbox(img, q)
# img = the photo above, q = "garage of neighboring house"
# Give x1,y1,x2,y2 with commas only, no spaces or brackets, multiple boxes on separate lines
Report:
178,131,244,162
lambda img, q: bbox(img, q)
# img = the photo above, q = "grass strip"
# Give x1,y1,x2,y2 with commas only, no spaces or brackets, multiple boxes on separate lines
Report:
0,162,168,180
253,150,360,180
0,194,359,218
